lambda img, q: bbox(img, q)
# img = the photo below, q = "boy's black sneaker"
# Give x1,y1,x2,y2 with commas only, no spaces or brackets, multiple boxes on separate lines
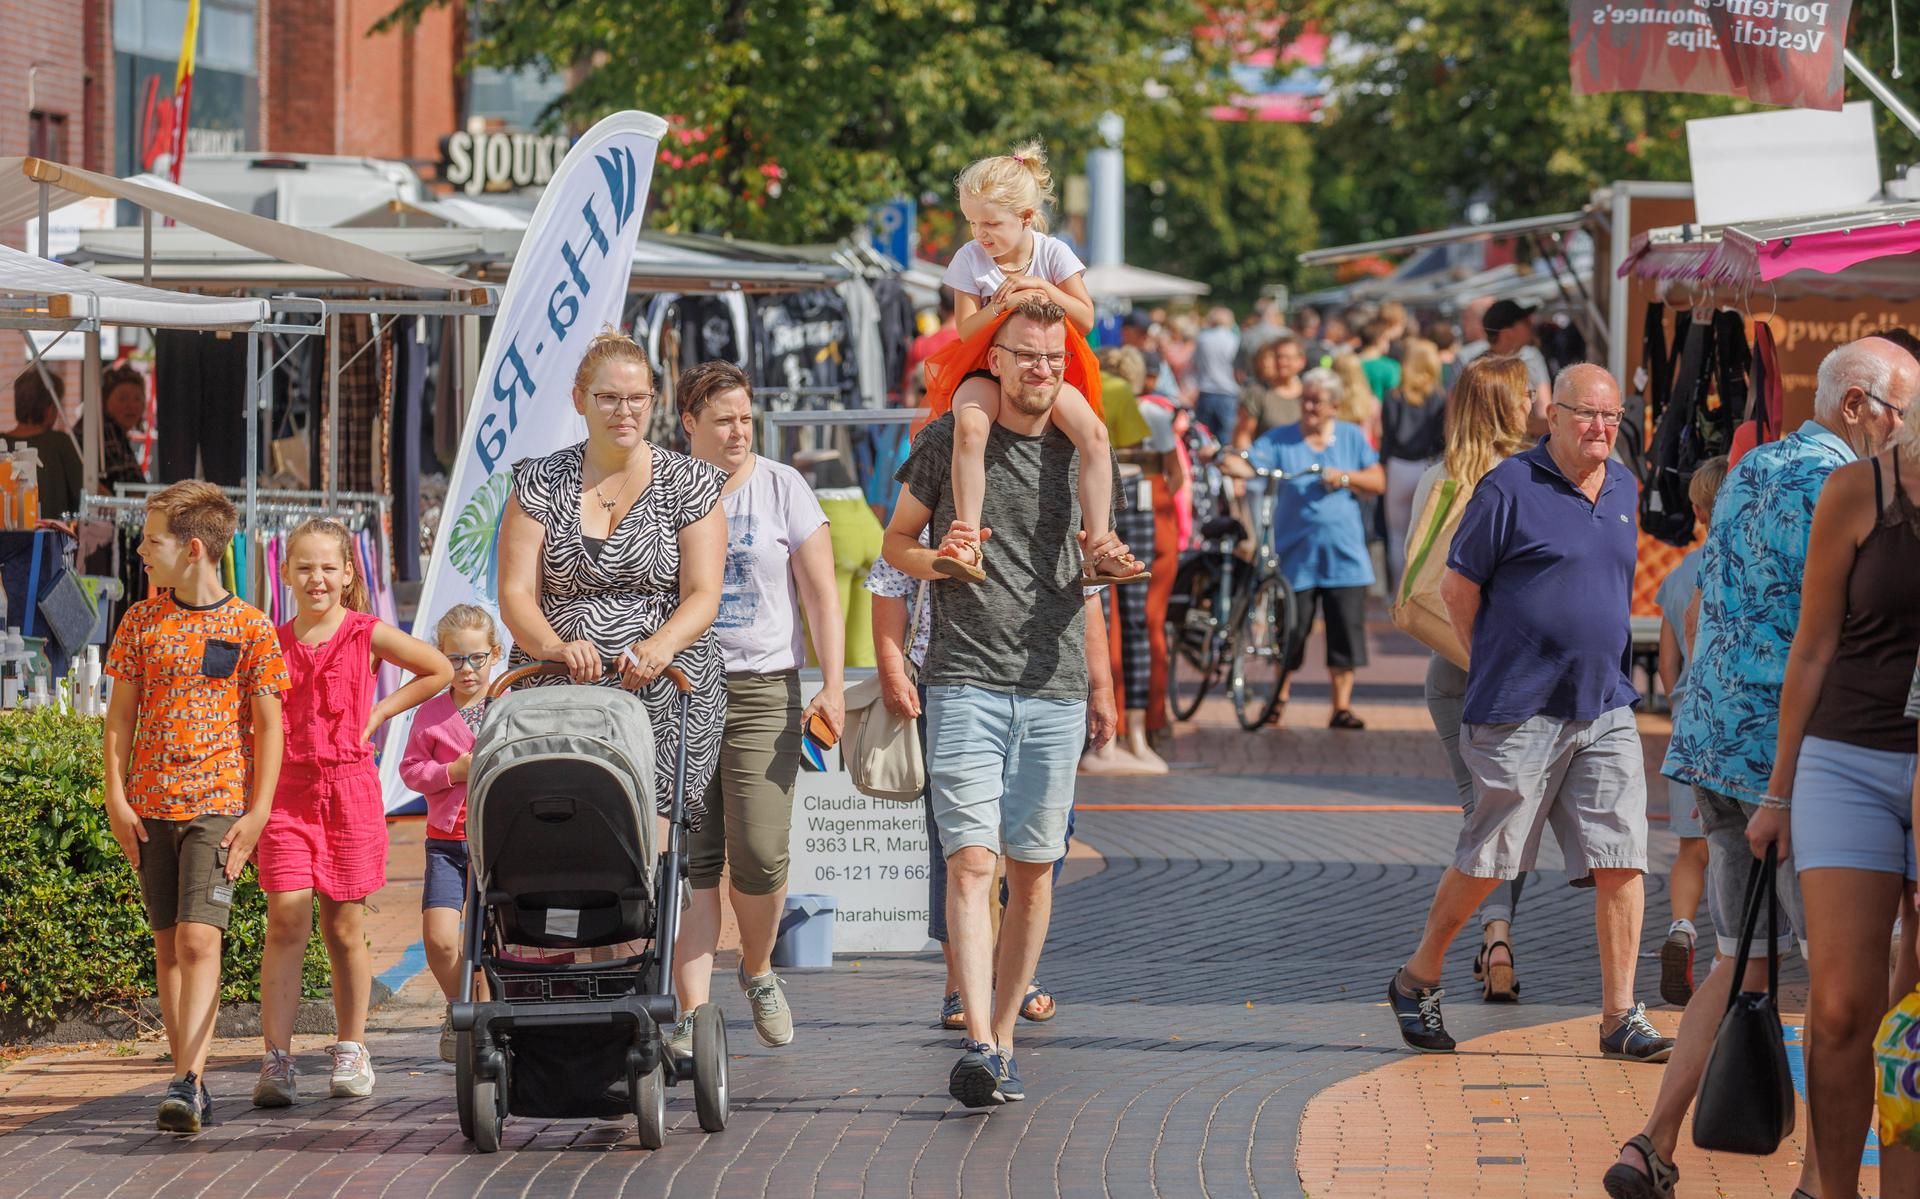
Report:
156,1072,212,1134
995,1051,1025,1102
1387,977,1456,1053
948,1040,1006,1108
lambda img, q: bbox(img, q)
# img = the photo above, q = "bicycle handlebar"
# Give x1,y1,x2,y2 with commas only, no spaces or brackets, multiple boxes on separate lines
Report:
1228,449,1323,482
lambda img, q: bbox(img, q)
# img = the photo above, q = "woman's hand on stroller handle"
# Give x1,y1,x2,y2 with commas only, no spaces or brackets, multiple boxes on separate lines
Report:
488,656,695,698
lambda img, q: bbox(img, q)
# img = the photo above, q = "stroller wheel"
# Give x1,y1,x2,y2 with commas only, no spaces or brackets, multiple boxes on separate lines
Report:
634,1061,667,1149
471,1075,503,1153
454,1032,476,1140
692,1003,730,1133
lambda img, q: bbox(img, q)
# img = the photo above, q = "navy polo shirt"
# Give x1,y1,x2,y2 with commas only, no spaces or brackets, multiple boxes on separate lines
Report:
1446,439,1640,725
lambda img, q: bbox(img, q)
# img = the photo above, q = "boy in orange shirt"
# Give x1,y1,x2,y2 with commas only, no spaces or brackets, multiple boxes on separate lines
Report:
102,481,290,1134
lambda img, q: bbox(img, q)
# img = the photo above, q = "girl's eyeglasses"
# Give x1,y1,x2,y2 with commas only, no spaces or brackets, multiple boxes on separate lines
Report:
448,652,493,671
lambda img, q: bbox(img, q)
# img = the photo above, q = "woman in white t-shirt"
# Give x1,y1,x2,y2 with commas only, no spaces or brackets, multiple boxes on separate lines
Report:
670,360,846,1055
932,140,1145,588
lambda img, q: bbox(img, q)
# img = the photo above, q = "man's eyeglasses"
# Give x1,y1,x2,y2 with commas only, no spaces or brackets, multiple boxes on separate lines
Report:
992,345,1068,375
591,392,655,413
1554,402,1624,428
447,652,493,671
1863,390,1911,418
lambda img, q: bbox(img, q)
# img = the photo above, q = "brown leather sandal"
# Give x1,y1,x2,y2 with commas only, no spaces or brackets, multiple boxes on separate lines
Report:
1082,546,1150,587
1601,1133,1678,1199
932,540,986,583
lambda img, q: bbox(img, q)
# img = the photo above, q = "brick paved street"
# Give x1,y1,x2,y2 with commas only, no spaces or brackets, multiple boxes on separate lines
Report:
0,625,1816,1197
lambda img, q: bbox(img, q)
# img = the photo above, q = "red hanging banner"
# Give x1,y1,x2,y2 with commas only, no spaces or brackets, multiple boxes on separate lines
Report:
1569,0,1854,110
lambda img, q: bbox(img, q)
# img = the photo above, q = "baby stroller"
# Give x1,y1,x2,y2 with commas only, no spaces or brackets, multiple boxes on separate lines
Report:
450,660,729,1152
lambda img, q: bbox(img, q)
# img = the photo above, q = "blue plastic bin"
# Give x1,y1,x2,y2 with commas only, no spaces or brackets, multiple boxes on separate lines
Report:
771,893,837,970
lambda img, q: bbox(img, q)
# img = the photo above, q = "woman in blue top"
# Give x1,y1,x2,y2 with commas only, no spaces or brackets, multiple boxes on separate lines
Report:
1221,368,1385,728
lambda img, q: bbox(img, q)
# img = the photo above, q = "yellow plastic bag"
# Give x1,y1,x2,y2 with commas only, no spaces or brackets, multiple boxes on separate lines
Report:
1875,987,1920,1151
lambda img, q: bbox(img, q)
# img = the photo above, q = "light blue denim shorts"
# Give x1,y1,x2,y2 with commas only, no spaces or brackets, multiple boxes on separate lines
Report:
1667,777,1705,839
1790,735,1919,880
925,684,1085,864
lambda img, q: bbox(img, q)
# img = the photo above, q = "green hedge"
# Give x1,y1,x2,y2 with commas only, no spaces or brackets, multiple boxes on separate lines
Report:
0,709,329,1028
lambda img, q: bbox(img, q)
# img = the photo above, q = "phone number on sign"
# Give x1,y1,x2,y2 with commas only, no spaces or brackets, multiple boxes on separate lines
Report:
812,864,931,883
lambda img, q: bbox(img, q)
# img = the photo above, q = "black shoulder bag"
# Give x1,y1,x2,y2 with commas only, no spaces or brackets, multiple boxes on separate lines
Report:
1692,844,1796,1154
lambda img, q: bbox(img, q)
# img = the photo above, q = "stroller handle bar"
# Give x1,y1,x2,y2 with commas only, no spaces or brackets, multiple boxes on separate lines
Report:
489,658,695,700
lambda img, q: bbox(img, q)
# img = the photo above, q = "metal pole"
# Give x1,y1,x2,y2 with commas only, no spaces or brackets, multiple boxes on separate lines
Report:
1846,49,1920,142
1608,187,1632,389
81,328,102,497
246,329,260,604
142,211,153,289
326,313,340,508
36,182,49,259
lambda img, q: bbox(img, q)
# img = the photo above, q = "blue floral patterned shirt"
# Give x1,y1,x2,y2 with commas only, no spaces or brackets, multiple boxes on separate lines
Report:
1663,420,1855,803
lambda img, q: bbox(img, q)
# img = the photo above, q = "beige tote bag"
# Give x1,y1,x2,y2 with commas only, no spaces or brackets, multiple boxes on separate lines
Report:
1391,477,1471,669
840,672,925,803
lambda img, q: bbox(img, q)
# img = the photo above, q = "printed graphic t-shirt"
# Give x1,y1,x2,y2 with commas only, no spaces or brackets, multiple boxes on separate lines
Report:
104,592,291,821
714,455,829,674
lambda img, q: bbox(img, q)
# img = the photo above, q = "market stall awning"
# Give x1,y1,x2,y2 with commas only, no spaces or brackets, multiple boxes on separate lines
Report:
1619,205,1920,299
0,157,484,298
1082,263,1210,301
0,241,267,327
1299,210,1591,268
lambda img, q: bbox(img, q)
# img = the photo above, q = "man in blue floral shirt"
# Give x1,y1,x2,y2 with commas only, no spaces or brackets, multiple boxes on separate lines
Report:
1605,335,1917,1198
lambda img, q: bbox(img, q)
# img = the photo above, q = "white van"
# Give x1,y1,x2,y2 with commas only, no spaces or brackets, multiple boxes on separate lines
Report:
170,154,429,228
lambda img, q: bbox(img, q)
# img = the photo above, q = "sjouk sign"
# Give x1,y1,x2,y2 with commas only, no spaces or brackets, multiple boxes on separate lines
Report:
380,111,666,812
1570,0,1855,110
440,129,575,195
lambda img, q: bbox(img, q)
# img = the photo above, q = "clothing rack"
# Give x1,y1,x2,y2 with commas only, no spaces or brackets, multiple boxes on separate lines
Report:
79,493,383,532
106,482,391,511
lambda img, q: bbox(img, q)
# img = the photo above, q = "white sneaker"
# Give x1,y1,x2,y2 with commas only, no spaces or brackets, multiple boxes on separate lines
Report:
438,1011,458,1063
251,1048,297,1107
664,1013,694,1061
328,1041,376,1098
739,964,795,1047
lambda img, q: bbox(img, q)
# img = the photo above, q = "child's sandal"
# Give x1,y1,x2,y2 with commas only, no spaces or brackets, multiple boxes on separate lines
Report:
1082,547,1150,587
932,541,987,583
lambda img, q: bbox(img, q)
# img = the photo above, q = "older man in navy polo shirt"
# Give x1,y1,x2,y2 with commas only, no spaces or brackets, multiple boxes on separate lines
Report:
1388,363,1672,1064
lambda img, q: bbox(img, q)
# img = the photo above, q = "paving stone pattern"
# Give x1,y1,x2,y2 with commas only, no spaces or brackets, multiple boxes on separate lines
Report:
0,626,1728,1197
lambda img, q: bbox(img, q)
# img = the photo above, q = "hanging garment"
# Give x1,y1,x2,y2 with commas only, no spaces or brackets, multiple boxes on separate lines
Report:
390,318,428,581
836,278,888,409
753,289,857,408
1641,312,1712,547
871,276,920,404
155,330,250,485
323,316,385,494
1730,320,1785,467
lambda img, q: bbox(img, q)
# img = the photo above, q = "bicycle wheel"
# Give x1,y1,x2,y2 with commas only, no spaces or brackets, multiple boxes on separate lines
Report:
1231,576,1294,731
1167,561,1222,721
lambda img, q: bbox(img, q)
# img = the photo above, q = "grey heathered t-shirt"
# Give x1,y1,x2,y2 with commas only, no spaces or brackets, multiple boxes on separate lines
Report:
896,413,1118,700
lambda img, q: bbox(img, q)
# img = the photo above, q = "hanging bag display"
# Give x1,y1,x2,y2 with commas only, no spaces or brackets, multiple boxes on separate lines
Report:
1391,477,1470,669
1692,845,1796,1154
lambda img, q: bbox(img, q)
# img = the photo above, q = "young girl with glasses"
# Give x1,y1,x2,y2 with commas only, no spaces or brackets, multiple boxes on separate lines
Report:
398,603,502,1062
933,142,1144,585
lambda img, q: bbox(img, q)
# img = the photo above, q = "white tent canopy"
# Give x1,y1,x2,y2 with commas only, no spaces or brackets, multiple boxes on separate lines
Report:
0,241,267,327
1083,263,1210,301
0,157,481,297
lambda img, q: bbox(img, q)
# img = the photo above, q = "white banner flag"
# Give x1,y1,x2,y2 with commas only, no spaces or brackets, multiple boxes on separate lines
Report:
381,110,667,811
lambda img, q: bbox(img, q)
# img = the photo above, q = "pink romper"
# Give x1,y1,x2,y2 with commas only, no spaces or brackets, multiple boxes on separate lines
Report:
255,609,389,900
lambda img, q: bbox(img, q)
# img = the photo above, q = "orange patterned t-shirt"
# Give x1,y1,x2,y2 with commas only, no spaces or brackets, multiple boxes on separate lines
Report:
104,593,291,821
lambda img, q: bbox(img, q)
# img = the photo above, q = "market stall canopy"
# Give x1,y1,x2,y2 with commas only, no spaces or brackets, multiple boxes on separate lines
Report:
0,241,267,327
0,157,484,298
1298,210,1589,268
1619,203,1920,300
333,196,531,230
71,224,852,294
1082,263,1209,301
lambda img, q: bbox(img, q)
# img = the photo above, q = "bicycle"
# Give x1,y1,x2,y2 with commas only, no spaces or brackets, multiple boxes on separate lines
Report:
1165,453,1311,731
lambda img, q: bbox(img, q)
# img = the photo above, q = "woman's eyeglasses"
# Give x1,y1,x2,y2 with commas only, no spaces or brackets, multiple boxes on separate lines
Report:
448,652,493,671
591,392,655,413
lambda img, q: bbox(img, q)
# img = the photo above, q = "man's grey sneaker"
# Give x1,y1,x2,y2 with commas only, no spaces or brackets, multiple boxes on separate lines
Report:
328,1041,376,1098
157,1072,211,1134
948,1039,1006,1108
738,963,795,1047
1659,929,1696,1007
664,1013,694,1062
438,1011,458,1063
252,1048,297,1107
995,1050,1025,1102
1387,976,1456,1053
1600,1003,1675,1063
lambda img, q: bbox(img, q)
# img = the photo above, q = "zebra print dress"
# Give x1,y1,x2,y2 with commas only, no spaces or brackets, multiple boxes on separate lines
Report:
508,441,726,829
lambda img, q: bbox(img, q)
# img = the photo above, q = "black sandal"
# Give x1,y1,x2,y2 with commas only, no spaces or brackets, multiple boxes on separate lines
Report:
1328,709,1366,730
1475,940,1519,1002
1601,1133,1678,1199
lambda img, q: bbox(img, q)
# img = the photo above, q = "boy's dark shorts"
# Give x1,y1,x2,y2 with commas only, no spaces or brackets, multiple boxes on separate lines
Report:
422,837,470,912
137,814,238,932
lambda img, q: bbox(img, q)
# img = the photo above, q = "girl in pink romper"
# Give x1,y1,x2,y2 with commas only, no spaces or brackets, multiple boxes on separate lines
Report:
250,519,451,1109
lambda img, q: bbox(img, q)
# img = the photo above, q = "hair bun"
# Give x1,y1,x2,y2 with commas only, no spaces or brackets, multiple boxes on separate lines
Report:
590,325,638,348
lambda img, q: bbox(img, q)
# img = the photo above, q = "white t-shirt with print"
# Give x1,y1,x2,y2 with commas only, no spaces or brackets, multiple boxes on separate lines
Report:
713,456,829,674
941,231,1086,300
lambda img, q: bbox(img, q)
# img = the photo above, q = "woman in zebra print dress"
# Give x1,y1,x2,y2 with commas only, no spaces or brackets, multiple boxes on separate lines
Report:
497,330,728,829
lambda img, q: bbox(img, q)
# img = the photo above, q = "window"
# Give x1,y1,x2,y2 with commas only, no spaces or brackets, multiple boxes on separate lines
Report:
28,111,68,162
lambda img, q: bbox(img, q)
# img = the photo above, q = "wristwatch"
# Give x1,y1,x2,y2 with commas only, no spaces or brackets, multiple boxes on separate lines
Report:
1338,472,1351,490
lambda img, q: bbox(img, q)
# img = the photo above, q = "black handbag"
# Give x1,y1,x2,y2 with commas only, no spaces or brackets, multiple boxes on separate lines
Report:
1692,845,1797,1154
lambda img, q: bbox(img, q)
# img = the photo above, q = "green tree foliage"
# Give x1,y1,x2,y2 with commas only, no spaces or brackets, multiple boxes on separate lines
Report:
378,0,1224,244
1123,108,1319,305
1300,0,1751,246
